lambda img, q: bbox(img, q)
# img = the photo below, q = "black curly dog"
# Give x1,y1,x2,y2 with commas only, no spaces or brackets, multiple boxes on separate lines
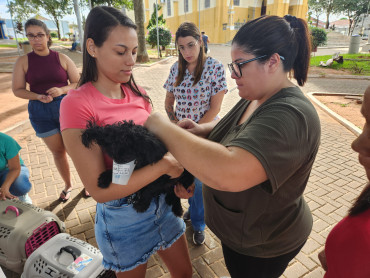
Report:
81,120,194,217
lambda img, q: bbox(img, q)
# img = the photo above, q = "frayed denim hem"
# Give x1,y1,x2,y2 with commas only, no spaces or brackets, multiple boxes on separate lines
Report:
102,221,186,273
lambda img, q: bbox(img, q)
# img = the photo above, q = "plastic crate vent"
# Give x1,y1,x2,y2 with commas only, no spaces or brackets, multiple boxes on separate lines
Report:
25,221,60,257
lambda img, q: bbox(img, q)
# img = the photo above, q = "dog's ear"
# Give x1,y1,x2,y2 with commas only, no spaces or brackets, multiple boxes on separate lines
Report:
81,120,103,148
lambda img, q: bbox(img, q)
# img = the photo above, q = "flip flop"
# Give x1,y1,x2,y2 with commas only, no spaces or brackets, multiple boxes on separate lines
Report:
59,189,72,202
83,189,91,198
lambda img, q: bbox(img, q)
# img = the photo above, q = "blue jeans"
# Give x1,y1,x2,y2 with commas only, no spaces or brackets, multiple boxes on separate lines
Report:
188,178,205,231
0,166,32,196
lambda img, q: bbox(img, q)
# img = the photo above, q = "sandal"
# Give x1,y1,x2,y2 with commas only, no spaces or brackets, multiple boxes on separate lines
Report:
83,189,91,198
59,189,72,202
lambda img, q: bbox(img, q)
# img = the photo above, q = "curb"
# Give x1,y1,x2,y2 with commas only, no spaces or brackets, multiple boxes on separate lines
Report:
1,119,32,137
307,92,362,136
308,74,370,80
134,56,175,67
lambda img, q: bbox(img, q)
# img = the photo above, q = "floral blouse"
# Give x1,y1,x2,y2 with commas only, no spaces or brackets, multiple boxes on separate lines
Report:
163,57,228,123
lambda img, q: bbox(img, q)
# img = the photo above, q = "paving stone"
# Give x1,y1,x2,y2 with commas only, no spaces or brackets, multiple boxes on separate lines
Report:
284,261,309,278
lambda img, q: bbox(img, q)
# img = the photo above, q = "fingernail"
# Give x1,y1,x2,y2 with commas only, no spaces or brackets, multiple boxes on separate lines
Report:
187,189,191,193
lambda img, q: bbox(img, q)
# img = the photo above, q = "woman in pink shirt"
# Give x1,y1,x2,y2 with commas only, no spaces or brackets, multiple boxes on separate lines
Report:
60,6,192,278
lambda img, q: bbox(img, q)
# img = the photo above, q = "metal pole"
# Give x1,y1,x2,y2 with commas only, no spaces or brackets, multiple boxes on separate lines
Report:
155,1,160,58
198,0,200,29
6,0,21,56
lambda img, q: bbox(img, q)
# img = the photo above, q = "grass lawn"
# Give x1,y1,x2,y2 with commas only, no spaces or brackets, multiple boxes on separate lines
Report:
310,53,370,75
0,44,17,48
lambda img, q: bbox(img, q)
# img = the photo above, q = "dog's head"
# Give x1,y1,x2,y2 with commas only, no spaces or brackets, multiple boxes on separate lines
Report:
81,120,168,168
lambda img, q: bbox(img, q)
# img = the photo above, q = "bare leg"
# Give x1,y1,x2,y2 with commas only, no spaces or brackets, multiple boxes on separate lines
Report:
42,133,72,193
157,234,192,278
115,262,147,278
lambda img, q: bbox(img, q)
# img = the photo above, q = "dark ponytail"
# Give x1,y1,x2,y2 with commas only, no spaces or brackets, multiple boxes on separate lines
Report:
232,15,311,86
283,15,311,86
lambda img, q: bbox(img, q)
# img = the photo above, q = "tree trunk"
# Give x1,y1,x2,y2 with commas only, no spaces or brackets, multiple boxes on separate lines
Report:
52,16,61,39
325,13,330,29
73,0,84,50
133,0,149,63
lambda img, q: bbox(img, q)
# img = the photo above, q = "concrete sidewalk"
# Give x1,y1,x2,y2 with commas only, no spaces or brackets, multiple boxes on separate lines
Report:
3,45,370,278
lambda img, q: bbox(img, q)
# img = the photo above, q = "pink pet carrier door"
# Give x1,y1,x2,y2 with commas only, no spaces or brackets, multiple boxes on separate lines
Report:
25,221,60,257
0,199,65,274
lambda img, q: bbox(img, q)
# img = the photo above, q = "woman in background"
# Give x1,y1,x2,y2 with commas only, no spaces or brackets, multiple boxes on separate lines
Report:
12,18,80,201
164,21,227,245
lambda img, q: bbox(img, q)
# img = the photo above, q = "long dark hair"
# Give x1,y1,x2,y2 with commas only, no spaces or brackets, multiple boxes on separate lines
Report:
174,21,206,87
349,183,370,216
24,18,53,48
79,6,150,103
232,15,311,86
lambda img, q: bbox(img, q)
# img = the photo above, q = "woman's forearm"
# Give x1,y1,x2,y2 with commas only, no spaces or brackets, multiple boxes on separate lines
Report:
1,168,21,191
61,82,78,94
146,114,232,190
146,113,267,192
13,88,41,100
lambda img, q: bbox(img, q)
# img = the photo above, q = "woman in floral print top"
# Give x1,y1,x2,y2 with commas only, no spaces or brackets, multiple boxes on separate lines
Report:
164,22,228,124
163,21,228,245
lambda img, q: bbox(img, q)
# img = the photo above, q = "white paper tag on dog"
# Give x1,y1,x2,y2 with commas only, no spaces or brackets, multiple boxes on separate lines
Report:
112,160,136,185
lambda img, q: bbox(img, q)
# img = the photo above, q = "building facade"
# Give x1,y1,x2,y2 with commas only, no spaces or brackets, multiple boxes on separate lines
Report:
128,0,308,44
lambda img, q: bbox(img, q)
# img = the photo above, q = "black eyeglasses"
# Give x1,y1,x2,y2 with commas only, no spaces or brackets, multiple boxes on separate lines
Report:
228,55,285,78
26,33,46,40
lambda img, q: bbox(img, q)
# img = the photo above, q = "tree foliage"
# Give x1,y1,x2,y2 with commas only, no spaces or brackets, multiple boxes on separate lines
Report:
335,0,369,35
308,0,323,27
310,26,328,49
307,0,340,29
32,0,72,39
7,0,39,32
146,4,166,30
88,0,133,9
147,25,171,48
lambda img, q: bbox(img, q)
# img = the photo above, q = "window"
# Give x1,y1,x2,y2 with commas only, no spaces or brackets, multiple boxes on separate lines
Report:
234,22,244,30
233,0,240,6
184,0,189,13
167,0,171,16
205,0,210,9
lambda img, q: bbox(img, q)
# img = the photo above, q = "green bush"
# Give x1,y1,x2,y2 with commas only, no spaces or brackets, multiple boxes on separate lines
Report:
310,27,327,49
50,31,58,38
147,25,172,49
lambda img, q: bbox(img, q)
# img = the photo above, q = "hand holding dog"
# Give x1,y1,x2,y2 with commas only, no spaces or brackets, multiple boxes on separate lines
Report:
161,152,184,179
174,183,194,199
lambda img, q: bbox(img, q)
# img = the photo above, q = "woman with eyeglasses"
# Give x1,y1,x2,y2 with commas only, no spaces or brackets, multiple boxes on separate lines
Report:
145,15,321,277
12,18,80,202
164,21,227,245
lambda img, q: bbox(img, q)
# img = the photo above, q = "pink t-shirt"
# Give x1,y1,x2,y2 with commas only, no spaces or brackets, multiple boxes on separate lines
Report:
60,82,152,168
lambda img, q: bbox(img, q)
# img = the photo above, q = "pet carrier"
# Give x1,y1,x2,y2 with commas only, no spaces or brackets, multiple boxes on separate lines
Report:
21,233,112,278
0,199,65,273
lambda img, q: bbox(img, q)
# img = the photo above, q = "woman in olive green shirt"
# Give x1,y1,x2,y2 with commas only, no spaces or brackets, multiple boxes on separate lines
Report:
145,15,320,278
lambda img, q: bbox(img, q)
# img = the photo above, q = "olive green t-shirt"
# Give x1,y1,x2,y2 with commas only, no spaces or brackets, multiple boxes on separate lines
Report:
204,86,321,257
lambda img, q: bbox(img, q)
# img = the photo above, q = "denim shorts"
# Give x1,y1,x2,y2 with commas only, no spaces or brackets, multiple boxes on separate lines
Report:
95,193,185,272
28,95,65,138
